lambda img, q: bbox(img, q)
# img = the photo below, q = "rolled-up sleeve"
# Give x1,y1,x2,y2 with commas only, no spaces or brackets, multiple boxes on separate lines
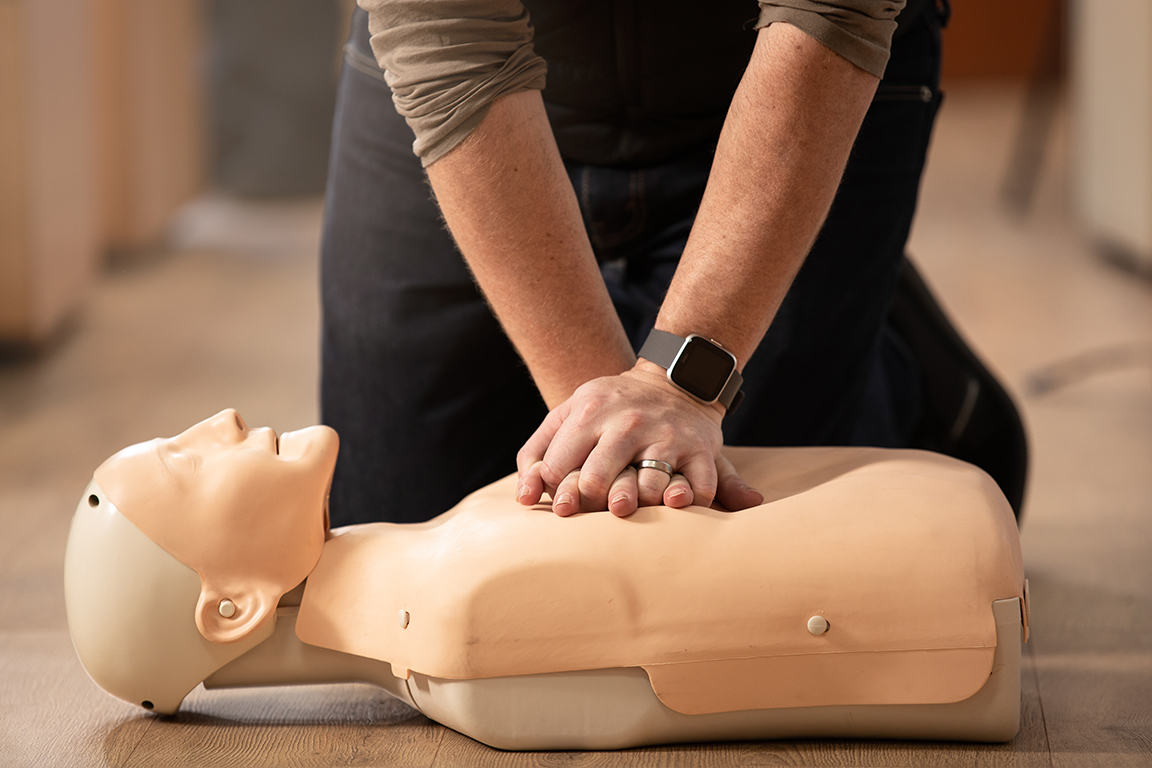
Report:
756,0,906,78
360,0,547,165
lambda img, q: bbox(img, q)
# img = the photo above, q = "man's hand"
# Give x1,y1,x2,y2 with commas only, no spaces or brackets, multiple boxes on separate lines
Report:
516,359,764,516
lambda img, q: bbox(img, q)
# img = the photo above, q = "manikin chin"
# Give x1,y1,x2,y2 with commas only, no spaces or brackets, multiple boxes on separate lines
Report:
65,409,1029,750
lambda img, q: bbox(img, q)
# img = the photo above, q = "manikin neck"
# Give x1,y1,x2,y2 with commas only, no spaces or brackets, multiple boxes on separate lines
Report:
202,595,414,706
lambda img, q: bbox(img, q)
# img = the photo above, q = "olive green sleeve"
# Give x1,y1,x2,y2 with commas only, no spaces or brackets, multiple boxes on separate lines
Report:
360,0,547,166
756,0,906,78
360,0,902,166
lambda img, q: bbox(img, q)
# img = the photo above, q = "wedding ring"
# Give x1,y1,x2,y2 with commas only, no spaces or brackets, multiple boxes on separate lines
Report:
635,459,675,477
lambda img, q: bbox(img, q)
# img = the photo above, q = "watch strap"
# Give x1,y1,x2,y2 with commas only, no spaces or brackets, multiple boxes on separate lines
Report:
637,328,685,368
639,329,745,412
718,363,744,413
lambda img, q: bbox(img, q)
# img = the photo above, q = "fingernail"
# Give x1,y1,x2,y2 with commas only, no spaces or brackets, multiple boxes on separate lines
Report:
555,493,573,508
516,483,528,502
668,488,688,502
611,492,630,507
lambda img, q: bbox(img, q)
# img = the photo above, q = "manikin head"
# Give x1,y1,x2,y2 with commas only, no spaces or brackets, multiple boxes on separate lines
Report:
65,410,338,712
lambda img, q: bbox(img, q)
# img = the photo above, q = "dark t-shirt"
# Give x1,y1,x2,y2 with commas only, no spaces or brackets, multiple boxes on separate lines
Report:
360,0,911,165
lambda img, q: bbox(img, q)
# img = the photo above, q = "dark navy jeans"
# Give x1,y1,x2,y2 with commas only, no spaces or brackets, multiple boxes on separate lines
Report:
321,8,943,526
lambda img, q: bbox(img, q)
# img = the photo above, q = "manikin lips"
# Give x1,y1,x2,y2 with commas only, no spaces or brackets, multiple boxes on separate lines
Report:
275,427,331,462
258,427,278,455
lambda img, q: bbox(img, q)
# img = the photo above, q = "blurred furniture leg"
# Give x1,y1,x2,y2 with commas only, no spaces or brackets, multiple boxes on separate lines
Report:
0,0,206,353
92,0,206,257
0,0,99,351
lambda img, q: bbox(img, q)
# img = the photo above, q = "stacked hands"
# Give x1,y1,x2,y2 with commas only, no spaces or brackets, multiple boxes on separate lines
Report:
515,359,766,517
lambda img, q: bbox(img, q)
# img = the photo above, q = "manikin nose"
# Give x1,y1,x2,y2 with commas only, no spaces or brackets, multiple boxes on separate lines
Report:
180,409,248,446
208,408,246,436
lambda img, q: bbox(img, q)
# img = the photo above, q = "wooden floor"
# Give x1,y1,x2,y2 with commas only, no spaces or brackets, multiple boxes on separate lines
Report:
1,84,1150,767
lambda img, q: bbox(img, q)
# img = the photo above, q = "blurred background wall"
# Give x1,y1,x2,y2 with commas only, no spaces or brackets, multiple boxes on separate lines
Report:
206,0,347,197
1070,0,1152,272
944,0,1152,279
0,0,1148,352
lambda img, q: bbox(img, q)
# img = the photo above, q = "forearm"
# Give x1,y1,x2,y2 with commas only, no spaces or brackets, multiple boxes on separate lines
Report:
657,22,880,367
425,90,634,409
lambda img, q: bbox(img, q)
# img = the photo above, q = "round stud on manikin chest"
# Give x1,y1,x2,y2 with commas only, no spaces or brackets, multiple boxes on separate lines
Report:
398,609,410,629
218,599,237,618
807,615,829,635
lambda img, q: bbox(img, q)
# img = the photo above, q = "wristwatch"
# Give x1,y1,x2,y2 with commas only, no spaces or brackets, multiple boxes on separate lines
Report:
638,329,745,413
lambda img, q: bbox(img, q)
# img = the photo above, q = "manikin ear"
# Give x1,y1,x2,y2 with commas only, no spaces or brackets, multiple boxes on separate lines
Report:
194,585,276,644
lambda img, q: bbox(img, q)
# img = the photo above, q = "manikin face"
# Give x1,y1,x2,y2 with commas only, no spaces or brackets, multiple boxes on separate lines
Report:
94,409,339,644
142,409,337,516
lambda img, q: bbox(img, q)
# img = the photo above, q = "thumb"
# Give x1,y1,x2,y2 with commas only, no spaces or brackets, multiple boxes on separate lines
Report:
516,402,569,476
715,452,764,511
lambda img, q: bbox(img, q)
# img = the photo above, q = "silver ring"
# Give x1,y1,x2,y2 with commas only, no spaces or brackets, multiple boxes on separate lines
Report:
635,459,675,477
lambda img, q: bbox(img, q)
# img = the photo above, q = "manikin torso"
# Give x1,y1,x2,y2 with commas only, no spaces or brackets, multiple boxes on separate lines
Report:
66,410,1028,750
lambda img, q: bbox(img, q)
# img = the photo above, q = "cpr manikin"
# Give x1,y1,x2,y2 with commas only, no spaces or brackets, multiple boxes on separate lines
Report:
65,410,1029,750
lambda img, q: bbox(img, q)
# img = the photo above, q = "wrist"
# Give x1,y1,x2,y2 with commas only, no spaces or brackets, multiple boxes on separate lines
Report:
631,358,728,420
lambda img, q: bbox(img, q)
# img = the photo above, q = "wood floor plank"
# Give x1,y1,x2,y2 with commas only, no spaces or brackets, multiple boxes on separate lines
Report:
121,684,443,768
1023,570,1152,657
0,498,73,631
430,727,747,768
1019,642,1054,764
0,489,65,569
0,631,151,768
1031,646,1152,768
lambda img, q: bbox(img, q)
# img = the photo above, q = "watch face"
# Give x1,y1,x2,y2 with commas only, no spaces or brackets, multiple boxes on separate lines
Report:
669,337,735,402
